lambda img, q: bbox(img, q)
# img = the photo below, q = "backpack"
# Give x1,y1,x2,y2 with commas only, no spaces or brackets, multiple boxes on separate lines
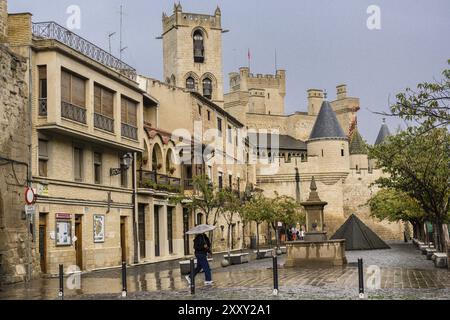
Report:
194,234,209,253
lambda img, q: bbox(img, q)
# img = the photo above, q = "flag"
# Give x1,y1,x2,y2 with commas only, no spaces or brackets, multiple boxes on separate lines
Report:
248,49,251,61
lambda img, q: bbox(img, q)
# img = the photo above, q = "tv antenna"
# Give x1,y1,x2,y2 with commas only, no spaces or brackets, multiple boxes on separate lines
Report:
119,5,128,59
108,32,116,54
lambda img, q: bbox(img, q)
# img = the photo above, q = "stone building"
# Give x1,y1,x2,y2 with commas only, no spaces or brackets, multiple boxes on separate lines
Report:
0,0,41,283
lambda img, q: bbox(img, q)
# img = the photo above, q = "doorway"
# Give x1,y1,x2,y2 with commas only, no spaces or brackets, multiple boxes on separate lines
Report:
75,215,83,270
138,204,146,259
39,214,47,274
154,206,160,257
120,217,127,263
183,208,190,256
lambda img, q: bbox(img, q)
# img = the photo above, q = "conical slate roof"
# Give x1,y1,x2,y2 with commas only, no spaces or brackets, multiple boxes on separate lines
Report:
375,122,391,145
309,101,347,141
330,214,390,251
349,128,367,155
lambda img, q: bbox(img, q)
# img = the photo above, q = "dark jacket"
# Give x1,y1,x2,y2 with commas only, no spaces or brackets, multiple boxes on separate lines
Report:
194,234,211,254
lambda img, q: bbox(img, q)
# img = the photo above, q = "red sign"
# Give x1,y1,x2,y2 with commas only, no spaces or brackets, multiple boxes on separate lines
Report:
25,187,36,205
56,213,72,220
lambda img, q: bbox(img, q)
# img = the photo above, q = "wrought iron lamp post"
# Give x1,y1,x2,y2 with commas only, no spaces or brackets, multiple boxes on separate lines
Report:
110,153,133,176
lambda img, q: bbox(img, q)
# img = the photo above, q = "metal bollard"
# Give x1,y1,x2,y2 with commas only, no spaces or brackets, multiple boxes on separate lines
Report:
190,258,195,295
58,264,64,300
358,258,365,299
121,262,127,298
272,254,279,296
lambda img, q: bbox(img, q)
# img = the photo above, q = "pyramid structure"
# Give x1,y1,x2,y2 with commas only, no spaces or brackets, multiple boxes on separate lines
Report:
330,214,390,250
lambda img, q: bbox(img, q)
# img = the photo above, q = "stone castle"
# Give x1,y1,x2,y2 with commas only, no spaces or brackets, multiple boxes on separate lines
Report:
0,1,402,284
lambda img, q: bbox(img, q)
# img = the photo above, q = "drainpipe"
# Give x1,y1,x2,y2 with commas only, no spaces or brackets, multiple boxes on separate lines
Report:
132,152,139,264
26,45,33,282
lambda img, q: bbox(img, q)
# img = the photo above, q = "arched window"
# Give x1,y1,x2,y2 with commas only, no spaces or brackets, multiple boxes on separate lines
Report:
203,78,212,99
193,30,204,63
186,77,195,91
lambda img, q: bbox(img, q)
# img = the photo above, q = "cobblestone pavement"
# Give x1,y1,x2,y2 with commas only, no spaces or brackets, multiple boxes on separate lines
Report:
0,242,448,300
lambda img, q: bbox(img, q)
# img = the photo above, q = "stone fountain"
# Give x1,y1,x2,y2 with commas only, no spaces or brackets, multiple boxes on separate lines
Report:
285,177,347,267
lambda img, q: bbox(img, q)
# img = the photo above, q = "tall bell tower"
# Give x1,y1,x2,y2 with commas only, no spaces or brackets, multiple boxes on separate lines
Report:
162,3,224,105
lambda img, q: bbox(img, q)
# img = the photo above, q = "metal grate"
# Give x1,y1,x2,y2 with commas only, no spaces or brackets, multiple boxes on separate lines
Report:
61,101,86,124
32,22,137,81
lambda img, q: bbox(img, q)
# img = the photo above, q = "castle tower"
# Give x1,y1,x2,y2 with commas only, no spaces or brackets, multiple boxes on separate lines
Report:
162,3,224,105
307,101,349,172
374,119,391,145
0,0,7,43
349,126,368,171
307,89,324,116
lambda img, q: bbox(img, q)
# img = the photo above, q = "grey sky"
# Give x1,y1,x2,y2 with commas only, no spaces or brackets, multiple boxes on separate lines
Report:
9,0,450,142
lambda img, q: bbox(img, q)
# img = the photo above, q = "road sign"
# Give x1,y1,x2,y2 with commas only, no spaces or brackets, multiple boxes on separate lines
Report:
25,187,36,205
25,205,36,217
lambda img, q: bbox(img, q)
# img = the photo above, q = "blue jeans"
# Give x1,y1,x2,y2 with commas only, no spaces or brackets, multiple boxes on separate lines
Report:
193,253,212,282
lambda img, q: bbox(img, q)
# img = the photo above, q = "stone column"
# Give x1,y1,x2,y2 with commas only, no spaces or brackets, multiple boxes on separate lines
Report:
0,0,7,43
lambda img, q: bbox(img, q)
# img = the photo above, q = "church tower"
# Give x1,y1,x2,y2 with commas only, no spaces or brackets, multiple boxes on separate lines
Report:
162,3,224,105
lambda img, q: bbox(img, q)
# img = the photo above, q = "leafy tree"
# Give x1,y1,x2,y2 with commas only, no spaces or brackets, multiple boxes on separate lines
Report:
368,127,450,250
241,192,273,254
218,188,243,259
367,188,427,239
379,60,450,130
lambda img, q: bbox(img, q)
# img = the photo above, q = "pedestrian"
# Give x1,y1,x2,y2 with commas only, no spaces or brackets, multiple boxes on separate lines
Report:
185,233,214,286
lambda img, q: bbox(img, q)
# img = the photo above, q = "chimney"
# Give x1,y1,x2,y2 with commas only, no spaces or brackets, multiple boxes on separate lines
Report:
337,84,347,100
0,0,7,43
307,89,324,116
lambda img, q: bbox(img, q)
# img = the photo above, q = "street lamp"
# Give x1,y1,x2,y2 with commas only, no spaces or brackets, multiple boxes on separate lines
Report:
110,153,133,176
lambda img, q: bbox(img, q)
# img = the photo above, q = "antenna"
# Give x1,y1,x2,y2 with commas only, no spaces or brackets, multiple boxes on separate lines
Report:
324,89,328,100
108,32,116,54
119,5,128,60
274,49,278,73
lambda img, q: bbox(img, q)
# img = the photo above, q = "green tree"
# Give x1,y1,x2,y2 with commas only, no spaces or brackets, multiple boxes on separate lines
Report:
367,188,427,239
241,192,273,254
380,60,450,130
368,127,450,250
218,188,243,260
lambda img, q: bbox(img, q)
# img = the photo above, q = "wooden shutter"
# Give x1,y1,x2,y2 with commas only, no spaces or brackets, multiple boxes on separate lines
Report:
102,89,114,118
94,85,102,114
61,70,71,103
71,75,86,108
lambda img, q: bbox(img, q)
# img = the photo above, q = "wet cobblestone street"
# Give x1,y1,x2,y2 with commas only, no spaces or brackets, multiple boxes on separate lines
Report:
0,242,448,300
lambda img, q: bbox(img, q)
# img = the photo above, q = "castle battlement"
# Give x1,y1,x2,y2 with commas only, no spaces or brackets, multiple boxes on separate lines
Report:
162,4,221,33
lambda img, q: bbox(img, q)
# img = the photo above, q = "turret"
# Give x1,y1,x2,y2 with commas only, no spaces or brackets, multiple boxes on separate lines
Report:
307,89,324,116
349,127,368,172
307,101,349,173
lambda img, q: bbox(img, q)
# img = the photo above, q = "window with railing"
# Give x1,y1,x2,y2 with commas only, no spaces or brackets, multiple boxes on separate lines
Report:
38,66,47,116
94,84,114,132
121,96,138,140
61,69,86,124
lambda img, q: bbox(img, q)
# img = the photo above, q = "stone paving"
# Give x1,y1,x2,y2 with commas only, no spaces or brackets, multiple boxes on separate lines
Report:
0,242,448,300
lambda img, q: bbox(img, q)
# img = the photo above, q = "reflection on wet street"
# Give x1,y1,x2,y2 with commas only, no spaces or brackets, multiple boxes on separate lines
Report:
0,242,449,300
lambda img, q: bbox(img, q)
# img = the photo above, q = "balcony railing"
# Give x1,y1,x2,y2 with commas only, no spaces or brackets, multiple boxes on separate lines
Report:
94,113,114,133
32,22,137,81
121,123,138,140
184,179,194,190
138,170,181,193
61,101,86,124
38,98,47,116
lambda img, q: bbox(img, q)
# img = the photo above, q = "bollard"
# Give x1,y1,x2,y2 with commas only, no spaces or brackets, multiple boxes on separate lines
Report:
190,258,195,295
358,258,365,299
272,254,279,296
58,264,64,300
121,262,127,298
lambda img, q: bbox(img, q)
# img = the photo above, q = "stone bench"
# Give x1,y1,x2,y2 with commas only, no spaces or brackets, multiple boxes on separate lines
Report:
179,258,214,275
254,249,273,260
280,246,287,254
425,248,437,260
432,253,448,268
224,253,250,265
420,245,435,254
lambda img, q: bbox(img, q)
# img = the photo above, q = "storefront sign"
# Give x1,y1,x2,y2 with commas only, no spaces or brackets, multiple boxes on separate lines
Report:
56,213,72,220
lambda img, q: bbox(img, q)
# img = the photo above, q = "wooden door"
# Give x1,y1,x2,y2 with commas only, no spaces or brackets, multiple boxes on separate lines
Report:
75,215,83,270
39,222,47,274
120,217,127,263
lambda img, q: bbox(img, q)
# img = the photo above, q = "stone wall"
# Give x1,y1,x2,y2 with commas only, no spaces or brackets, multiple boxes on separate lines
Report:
0,0,7,43
0,44,39,284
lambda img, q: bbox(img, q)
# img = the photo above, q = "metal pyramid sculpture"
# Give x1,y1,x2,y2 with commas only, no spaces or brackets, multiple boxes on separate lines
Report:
330,214,390,251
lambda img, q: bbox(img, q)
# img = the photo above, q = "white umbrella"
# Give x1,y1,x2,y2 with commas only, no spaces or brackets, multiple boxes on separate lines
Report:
185,224,216,235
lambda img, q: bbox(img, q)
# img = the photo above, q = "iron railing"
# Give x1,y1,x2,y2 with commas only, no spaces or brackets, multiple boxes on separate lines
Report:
94,113,114,133
38,98,47,116
32,22,137,81
137,169,181,193
61,101,86,124
121,123,138,140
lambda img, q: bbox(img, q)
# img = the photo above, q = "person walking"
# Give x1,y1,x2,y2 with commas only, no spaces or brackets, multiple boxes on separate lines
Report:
185,233,214,286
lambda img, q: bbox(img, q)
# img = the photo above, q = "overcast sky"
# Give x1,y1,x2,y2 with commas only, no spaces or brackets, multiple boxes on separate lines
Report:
9,0,450,143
